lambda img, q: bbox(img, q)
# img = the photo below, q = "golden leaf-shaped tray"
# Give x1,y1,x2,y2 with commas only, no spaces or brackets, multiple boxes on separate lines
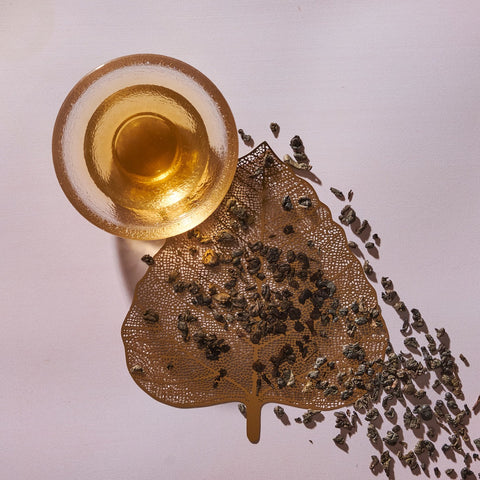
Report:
122,142,389,442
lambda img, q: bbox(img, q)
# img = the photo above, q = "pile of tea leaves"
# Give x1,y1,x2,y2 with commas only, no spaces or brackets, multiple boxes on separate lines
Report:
252,130,479,479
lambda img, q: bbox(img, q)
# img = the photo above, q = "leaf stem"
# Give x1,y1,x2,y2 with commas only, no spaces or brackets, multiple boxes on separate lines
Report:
246,398,263,444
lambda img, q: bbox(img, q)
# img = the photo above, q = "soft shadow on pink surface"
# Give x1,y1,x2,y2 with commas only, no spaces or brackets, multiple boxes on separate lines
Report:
116,237,165,297
295,168,322,187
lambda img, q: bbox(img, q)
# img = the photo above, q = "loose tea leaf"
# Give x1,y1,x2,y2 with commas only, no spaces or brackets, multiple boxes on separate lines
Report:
339,205,356,225
122,142,389,444
330,187,345,201
238,403,247,416
269,122,280,137
141,254,155,266
238,128,252,145
273,405,285,418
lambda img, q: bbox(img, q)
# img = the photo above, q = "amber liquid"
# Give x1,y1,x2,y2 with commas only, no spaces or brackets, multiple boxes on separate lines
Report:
84,84,210,211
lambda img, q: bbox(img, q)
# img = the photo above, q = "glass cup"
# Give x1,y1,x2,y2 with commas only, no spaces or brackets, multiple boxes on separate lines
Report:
52,54,238,240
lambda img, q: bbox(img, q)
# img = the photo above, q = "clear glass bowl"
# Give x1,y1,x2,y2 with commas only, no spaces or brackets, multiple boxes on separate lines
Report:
52,54,238,240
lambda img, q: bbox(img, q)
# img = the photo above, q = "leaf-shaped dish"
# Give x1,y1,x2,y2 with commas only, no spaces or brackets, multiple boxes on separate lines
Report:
122,142,389,442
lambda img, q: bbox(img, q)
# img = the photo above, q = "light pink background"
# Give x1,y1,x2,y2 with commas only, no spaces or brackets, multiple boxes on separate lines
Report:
1,2,480,479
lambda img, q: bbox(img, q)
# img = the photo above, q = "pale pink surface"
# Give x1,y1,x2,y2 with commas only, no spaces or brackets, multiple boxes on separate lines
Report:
1,2,480,479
